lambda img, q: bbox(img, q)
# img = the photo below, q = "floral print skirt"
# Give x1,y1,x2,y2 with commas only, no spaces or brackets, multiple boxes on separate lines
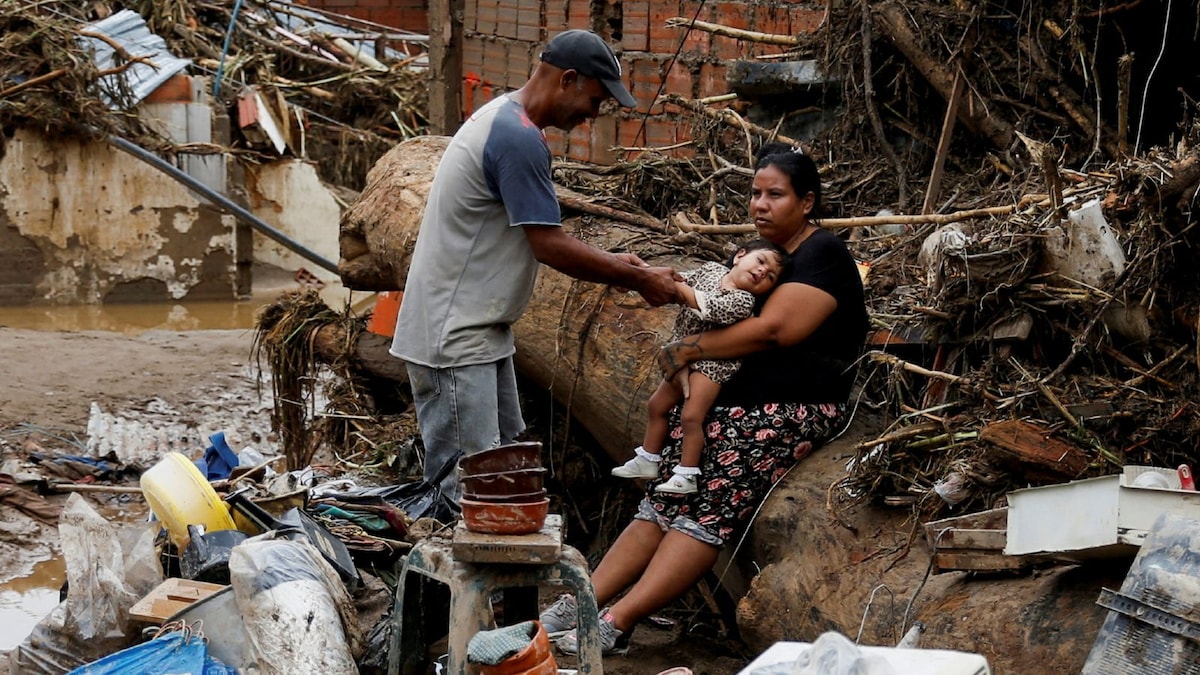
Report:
636,401,847,547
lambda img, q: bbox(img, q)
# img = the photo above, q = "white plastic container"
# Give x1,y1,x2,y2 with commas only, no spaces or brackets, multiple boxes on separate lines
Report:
140,452,236,549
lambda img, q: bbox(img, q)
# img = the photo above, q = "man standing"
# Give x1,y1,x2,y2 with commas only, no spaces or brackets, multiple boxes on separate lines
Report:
391,30,678,508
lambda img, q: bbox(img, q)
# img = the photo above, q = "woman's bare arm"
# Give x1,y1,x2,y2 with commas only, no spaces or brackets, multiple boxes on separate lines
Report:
657,282,836,379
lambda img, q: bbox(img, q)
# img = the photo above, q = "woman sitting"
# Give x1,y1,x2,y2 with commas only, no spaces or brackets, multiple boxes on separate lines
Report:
541,142,869,655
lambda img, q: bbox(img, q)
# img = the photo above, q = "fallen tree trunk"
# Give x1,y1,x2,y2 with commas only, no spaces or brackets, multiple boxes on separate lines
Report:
736,418,1117,674
336,136,681,460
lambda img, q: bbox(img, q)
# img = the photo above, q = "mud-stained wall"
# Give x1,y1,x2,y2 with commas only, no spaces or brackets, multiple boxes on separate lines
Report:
245,161,342,286
0,128,236,305
0,128,344,305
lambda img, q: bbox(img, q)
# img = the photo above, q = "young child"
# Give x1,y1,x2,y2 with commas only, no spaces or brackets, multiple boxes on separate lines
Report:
612,239,788,494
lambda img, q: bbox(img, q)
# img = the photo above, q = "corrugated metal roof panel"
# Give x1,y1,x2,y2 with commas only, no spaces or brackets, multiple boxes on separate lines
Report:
78,9,191,109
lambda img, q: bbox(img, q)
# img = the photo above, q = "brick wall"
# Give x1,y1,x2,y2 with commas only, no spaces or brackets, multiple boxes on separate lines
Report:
455,0,826,163
302,0,429,34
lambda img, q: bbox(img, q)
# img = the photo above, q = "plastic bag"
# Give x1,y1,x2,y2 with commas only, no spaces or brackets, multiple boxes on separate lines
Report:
229,538,362,674
67,630,235,675
6,494,163,674
788,632,898,675
320,459,458,523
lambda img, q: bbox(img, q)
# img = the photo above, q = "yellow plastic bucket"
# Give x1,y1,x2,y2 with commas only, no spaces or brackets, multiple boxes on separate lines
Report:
140,452,236,549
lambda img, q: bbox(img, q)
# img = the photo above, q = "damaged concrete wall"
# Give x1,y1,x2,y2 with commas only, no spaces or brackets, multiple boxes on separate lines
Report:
445,0,825,162
244,160,343,284
0,128,237,305
0,127,343,305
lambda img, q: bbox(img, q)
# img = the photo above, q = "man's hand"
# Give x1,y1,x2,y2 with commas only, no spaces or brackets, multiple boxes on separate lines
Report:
636,266,680,306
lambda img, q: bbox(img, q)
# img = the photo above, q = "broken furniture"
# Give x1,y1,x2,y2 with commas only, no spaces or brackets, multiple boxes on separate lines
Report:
387,514,603,675
1082,513,1200,674
923,507,1048,574
1006,466,1200,561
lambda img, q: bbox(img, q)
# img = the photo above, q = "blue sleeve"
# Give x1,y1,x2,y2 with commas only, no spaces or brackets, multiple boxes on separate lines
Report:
482,103,561,227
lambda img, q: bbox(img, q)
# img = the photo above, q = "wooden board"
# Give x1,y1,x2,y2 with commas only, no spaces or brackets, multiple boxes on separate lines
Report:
923,507,1048,574
129,578,226,624
451,513,563,564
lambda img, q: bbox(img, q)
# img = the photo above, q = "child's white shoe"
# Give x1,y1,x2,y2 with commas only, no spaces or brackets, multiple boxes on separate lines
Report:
612,451,660,479
655,473,698,494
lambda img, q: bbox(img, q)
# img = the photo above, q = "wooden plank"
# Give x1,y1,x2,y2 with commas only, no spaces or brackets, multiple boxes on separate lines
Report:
935,552,1034,573
130,578,226,624
921,66,965,215
451,513,563,564
980,419,1090,478
936,528,1008,551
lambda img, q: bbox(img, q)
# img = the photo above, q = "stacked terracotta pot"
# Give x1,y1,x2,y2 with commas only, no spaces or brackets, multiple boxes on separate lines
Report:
458,442,549,535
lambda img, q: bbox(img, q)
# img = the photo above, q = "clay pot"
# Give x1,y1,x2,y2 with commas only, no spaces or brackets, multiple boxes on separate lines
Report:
459,441,543,475
478,621,556,675
461,497,549,535
461,468,545,496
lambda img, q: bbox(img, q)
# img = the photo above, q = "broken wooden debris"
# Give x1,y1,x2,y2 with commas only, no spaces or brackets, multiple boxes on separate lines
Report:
980,420,1090,480
923,507,1049,574
130,578,226,624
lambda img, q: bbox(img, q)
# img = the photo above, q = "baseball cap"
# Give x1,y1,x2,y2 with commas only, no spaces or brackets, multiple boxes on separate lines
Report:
539,30,637,108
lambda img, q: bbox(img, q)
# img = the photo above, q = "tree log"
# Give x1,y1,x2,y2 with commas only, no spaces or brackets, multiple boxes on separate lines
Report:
336,135,680,461
736,420,1117,674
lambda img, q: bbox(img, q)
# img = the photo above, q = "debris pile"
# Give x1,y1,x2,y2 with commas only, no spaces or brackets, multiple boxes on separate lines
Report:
1,0,429,188
548,2,1200,520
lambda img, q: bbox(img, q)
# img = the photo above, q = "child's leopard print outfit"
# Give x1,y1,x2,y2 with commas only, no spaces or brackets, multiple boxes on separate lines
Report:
671,261,756,384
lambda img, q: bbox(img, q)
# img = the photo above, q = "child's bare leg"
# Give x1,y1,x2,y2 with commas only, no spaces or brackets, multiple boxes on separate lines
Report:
677,372,721,468
643,377,683,455
614,378,681,479
657,373,720,494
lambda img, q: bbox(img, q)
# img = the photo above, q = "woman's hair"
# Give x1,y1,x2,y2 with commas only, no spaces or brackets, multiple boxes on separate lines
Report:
726,237,790,270
754,141,823,221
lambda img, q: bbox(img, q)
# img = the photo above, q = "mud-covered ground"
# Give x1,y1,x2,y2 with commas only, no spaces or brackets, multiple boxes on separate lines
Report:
0,327,749,674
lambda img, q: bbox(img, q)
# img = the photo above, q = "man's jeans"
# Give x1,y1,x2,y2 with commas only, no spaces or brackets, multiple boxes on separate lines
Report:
406,357,526,505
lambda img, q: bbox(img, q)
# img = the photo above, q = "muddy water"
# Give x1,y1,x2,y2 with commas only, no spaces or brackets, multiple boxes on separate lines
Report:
0,286,366,334
0,556,66,651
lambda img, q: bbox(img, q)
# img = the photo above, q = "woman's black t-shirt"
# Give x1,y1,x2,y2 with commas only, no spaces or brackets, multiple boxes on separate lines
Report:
716,227,868,406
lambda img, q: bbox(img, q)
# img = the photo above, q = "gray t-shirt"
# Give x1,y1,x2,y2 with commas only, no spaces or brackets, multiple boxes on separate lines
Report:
390,95,561,368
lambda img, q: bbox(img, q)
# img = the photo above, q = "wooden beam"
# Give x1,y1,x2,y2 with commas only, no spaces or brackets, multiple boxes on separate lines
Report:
980,419,1090,479
427,0,463,135
921,68,965,215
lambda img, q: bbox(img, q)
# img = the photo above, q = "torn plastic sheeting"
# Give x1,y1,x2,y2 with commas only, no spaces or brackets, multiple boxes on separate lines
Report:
66,630,235,675
229,538,362,674
6,494,163,674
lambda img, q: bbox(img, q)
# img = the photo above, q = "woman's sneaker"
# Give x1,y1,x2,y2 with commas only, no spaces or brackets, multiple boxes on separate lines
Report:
654,473,697,494
556,611,631,656
611,447,660,479
539,594,578,638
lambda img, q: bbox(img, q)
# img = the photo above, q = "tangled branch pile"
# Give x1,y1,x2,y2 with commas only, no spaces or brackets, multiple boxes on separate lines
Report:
1,0,429,187
553,1,1200,520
